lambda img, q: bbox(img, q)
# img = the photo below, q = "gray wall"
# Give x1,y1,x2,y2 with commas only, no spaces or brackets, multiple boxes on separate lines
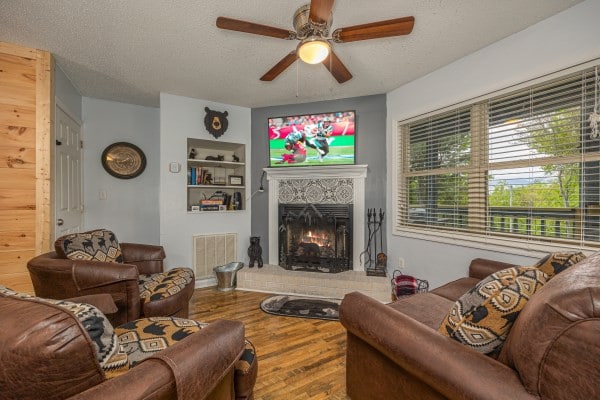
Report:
251,94,387,258
82,97,160,244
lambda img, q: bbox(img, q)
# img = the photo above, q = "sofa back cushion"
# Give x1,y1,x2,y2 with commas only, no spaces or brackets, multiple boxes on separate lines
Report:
439,266,547,355
498,252,600,399
55,229,123,263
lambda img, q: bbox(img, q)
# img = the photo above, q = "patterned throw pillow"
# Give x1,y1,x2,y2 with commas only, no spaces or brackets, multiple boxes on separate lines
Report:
56,229,123,263
438,267,547,355
138,267,195,303
0,285,127,372
533,251,586,279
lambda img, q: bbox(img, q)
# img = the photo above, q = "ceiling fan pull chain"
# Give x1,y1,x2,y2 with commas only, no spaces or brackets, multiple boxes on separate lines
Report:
296,58,300,98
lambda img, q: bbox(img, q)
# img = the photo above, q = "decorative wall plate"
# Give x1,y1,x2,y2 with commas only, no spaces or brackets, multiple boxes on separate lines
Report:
101,142,146,179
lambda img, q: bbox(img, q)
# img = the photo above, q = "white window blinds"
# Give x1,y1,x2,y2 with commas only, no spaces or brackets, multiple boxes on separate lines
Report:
396,65,600,248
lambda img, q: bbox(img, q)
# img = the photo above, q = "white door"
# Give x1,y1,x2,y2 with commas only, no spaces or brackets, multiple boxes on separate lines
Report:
55,106,83,238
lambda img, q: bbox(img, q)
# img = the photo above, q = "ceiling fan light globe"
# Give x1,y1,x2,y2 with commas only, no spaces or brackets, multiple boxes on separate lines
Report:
297,38,330,64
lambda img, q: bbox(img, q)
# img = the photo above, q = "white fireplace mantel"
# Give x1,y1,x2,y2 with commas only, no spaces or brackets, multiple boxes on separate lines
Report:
265,165,368,271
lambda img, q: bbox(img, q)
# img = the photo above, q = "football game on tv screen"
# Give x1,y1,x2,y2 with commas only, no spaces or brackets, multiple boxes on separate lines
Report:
268,110,355,167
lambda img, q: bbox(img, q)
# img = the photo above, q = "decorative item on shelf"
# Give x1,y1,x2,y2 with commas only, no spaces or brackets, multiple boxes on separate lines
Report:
101,142,146,179
248,236,263,268
203,173,213,185
232,154,240,162
205,155,225,161
229,175,243,186
191,205,200,212
213,167,226,185
188,148,197,159
232,192,242,210
204,107,229,139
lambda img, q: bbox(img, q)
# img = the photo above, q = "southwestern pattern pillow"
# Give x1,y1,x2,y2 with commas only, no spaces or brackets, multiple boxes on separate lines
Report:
533,251,586,280
438,266,547,355
0,285,126,371
56,229,123,263
138,267,194,303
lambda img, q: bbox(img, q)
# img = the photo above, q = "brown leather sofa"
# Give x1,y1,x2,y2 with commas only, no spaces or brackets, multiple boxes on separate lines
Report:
340,254,600,400
27,241,194,326
0,292,254,400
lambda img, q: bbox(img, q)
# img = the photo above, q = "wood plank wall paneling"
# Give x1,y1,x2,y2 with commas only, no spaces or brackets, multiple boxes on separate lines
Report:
0,41,52,293
35,50,52,255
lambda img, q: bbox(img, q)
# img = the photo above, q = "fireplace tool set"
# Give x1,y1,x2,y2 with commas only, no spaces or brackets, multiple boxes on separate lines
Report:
362,208,387,277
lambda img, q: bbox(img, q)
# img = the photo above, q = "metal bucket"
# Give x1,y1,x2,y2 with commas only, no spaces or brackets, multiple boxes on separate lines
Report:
213,262,244,291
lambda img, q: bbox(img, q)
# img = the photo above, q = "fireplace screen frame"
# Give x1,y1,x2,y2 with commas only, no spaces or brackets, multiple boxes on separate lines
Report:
278,203,353,273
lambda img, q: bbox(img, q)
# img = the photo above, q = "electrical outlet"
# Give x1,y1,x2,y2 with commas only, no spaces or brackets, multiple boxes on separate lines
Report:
398,257,405,270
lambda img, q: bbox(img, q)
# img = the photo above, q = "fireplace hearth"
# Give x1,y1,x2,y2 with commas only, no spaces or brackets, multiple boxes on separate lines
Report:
279,204,352,273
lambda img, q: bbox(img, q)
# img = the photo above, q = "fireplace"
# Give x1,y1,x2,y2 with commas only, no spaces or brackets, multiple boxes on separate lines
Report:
279,204,352,273
266,165,368,271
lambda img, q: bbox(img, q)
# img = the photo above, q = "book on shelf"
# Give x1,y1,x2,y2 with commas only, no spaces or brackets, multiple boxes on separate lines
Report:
200,205,221,211
201,199,223,206
189,167,214,185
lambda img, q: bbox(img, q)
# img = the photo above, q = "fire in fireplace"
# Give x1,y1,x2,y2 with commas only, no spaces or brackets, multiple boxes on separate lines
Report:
278,204,352,273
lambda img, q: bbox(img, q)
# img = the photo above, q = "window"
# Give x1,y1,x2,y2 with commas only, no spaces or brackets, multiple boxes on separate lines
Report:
395,66,600,248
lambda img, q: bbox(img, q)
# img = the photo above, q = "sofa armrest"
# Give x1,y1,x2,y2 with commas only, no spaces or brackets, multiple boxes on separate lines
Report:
469,258,517,280
340,292,536,400
70,320,246,400
120,242,166,275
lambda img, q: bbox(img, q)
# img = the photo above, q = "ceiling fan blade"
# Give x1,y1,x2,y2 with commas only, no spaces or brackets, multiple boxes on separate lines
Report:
260,51,298,81
216,17,296,40
332,16,414,43
309,0,335,25
322,50,352,83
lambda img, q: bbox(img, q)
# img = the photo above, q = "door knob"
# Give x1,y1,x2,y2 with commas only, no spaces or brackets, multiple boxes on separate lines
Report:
57,219,64,226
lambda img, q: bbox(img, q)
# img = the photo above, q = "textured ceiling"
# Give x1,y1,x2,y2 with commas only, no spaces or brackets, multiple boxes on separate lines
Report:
0,0,583,108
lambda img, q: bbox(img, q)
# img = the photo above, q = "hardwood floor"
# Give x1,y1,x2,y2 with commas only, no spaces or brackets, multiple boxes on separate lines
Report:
189,288,349,400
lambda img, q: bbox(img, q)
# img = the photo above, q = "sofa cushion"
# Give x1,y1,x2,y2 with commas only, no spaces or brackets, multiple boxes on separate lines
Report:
431,277,480,302
56,229,124,263
390,292,455,330
0,285,126,370
438,266,547,355
112,317,257,381
533,251,586,279
138,267,195,303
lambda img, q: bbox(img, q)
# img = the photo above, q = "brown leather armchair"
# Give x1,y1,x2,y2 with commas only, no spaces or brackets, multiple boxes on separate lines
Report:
27,237,194,326
0,292,251,400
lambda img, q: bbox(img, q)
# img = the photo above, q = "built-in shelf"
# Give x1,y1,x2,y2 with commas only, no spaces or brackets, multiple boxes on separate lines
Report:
187,138,246,212
187,159,245,168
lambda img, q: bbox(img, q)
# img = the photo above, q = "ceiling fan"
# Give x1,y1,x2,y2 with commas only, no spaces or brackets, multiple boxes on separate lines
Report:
216,0,414,83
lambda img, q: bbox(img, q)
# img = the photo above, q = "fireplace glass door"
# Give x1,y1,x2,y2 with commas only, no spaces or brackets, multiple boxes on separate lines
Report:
279,204,352,273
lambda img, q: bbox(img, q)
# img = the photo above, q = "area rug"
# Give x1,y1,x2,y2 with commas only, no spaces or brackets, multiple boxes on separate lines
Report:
260,295,342,321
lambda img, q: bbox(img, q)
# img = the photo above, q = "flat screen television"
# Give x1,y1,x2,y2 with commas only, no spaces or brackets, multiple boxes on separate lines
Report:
268,110,355,167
